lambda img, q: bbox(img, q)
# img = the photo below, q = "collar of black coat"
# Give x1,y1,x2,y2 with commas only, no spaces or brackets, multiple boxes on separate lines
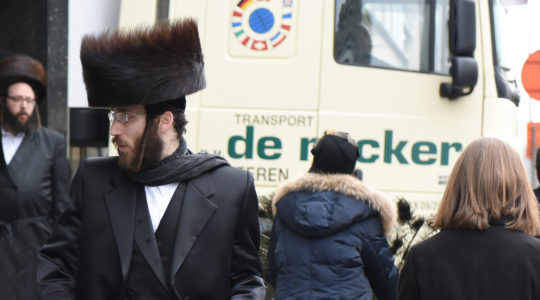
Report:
488,215,513,227
271,172,396,235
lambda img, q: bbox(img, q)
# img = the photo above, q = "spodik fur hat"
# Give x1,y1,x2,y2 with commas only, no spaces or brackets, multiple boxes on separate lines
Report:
0,55,47,103
80,18,206,108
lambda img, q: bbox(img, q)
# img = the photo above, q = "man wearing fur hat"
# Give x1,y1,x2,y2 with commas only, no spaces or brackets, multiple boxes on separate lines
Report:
0,54,71,299
38,19,265,300
267,131,398,300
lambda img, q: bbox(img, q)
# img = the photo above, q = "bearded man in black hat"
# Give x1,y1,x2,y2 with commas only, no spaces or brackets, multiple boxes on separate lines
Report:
38,19,265,300
0,54,71,299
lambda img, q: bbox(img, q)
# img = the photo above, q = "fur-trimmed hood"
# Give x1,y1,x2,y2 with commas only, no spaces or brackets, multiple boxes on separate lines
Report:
272,173,396,235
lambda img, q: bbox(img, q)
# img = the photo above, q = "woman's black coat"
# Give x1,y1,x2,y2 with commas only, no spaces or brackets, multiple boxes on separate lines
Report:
398,225,540,300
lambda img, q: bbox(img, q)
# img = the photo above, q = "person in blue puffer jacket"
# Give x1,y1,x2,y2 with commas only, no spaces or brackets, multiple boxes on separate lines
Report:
267,130,398,300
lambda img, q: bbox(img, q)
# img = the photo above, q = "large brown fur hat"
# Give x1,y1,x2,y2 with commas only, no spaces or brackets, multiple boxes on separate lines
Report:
0,55,47,103
80,18,206,108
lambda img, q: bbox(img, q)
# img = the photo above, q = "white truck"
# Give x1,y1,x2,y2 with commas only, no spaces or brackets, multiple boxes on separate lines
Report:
118,0,522,214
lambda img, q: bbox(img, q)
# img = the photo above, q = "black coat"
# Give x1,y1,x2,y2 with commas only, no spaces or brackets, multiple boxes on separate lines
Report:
398,225,540,300
38,157,265,300
0,127,71,299
534,186,540,204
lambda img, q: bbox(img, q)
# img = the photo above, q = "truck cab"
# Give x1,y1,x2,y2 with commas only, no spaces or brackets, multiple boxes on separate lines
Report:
119,0,521,214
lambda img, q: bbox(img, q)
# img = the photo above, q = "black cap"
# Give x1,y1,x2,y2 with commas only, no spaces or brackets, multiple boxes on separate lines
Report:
310,132,360,174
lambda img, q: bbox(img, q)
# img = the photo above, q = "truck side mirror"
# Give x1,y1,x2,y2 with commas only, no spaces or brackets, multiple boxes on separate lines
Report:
440,57,478,99
441,0,478,100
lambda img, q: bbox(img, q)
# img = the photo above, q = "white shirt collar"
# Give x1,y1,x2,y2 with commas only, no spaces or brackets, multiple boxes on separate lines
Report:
1,127,24,138
2,127,25,164
145,182,179,232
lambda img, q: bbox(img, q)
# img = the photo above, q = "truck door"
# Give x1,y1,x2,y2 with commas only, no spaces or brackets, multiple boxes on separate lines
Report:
320,0,484,212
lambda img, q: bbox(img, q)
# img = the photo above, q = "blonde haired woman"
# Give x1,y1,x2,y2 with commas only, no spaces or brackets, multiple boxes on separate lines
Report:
398,137,540,300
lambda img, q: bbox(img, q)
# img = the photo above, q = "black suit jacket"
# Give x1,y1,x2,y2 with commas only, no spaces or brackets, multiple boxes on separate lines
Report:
38,157,265,300
398,226,540,300
0,127,71,299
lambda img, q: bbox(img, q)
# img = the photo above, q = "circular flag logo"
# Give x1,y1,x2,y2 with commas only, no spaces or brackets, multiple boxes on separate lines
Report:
232,0,294,51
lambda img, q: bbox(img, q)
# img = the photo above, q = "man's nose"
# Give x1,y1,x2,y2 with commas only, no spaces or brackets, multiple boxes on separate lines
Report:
109,121,123,136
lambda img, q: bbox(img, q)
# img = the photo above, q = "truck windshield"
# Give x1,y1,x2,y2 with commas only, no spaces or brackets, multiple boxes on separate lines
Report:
491,0,508,70
490,0,522,105
334,0,450,74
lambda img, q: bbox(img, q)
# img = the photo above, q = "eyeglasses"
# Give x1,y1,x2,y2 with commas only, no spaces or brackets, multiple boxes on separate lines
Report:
6,96,36,105
108,112,146,124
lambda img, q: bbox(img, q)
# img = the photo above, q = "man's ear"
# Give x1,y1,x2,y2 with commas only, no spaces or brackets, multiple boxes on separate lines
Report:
158,111,174,133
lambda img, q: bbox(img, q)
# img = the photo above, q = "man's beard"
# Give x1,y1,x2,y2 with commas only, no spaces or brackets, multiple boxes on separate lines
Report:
3,106,38,135
114,119,164,173
114,133,143,173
